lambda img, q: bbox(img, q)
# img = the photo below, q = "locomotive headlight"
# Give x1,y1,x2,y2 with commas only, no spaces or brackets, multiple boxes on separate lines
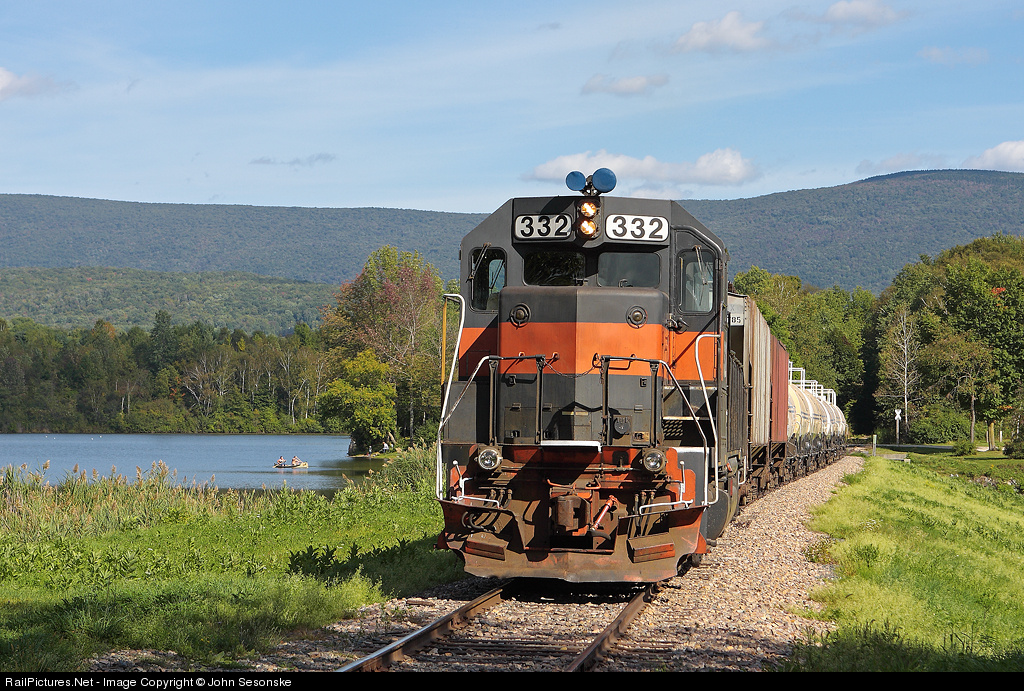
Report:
578,218,599,238
641,449,667,474
576,197,601,239
477,446,502,471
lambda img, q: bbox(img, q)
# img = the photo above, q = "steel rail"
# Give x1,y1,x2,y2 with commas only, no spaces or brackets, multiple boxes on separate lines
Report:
564,584,659,672
336,585,508,672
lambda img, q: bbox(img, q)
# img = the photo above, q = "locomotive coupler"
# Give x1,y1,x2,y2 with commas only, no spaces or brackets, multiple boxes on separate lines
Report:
552,492,591,535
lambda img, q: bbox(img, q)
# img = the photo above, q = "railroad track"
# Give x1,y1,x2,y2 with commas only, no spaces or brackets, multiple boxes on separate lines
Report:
337,580,659,672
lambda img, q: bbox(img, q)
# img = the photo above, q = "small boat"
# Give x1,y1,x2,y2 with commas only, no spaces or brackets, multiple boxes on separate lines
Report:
274,459,308,469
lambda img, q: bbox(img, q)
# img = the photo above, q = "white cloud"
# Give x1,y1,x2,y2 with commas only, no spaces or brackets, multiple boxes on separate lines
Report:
673,12,772,53
527,149,760,188
963,141,1024,172
918,46,989,66
581,74,668,96
817,1,904,33
856,152,947,176
0,67,72,102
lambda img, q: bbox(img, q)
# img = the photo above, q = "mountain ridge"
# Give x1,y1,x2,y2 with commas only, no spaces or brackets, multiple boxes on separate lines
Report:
2,169,1022,295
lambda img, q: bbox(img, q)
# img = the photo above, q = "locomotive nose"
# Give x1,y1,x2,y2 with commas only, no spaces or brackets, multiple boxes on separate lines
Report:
495,285,669,445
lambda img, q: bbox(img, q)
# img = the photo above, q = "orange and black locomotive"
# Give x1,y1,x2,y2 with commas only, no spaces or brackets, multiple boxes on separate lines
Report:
435,169,845,583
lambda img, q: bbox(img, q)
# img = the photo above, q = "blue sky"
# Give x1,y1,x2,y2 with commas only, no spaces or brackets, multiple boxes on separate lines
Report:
1,1,1022,213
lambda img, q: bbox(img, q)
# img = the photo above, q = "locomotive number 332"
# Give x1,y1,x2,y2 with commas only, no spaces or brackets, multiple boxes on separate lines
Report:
606,214,668,242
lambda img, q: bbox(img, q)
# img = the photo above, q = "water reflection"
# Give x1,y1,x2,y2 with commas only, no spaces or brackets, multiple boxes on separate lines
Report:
0,434,385,492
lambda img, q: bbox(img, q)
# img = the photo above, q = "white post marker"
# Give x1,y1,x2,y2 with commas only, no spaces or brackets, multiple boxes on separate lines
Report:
895,408,902,445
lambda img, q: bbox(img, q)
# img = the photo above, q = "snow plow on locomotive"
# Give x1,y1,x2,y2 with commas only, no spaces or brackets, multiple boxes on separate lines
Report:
435,169,846,583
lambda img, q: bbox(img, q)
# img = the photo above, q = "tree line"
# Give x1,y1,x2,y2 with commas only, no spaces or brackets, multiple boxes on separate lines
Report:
0,312,330,435
7,234,1024,453
0,245,455,454
735,233,1024,451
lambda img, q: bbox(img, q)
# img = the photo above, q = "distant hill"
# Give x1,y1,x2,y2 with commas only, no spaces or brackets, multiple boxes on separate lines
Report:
0,195,485,286
683,170,1024,292
1,170,1022,297
0,267,336,334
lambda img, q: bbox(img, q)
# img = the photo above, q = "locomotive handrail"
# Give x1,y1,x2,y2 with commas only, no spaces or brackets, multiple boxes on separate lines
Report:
437,293,466,500
638,481,691,514
695,333,722,506
450,461,502,508
600,355,712,508
436,350,549,500
439,293,467,422
597,355,660,448
439,342,720,509
439,354,548,438
694,334,720,449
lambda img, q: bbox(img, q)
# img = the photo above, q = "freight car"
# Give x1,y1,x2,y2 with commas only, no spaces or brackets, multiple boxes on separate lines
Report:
435,169,846,583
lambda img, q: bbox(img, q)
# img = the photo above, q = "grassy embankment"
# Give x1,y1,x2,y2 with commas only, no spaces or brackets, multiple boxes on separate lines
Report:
780,448,1024,671
8,443,1024,672
0,447,464,672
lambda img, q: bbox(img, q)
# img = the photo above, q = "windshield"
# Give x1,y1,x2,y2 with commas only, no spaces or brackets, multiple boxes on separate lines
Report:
523,250,585,286
598,252,660,287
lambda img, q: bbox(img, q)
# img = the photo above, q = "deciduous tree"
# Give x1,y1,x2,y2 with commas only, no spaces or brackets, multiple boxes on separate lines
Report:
317,350,397,453
322,246,445,439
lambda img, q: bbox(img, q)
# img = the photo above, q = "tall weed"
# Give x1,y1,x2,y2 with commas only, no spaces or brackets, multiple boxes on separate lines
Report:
0,445,459,672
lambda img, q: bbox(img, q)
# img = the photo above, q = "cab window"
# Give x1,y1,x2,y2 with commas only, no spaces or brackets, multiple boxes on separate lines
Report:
471,248,506,311
679,249,715,312
598,252,660,287
524,250,585,286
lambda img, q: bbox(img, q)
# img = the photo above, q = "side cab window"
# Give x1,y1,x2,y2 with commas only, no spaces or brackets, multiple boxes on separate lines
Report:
678,248,716,313
471,248,506,311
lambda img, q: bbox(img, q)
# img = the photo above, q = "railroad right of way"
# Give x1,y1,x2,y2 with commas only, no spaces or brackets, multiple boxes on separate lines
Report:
292,454,861,672
87,455,863,673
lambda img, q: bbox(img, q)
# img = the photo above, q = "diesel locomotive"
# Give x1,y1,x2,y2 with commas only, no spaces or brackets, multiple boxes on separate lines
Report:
435,169,847,583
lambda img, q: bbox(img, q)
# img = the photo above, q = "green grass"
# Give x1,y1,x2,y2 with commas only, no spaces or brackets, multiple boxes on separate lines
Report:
779,454,1024,671
904,447,1024,490
0,446,465,672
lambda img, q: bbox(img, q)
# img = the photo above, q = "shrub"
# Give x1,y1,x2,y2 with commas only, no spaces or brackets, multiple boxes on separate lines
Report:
907,404,970,444
361,444,435,493
952,438,976,456
1003,434,1024,458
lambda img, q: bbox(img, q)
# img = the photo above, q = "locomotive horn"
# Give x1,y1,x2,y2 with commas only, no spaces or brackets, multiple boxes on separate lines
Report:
565,168,617,195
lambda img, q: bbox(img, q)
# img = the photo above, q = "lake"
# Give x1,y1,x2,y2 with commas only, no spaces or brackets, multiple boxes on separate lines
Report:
0,434,385,492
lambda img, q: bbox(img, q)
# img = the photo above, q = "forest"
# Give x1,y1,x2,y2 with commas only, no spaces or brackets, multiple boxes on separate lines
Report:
0,247,453,452
736,233,1024,450
5,231,1024,453
0,311,332,435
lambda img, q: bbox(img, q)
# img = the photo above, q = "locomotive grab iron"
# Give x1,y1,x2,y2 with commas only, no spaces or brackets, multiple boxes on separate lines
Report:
435,169,847,583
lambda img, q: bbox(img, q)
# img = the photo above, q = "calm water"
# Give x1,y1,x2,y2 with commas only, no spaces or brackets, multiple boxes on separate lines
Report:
0,434,385,492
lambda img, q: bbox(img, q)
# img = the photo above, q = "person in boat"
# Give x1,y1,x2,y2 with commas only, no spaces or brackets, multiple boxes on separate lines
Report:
291,456,302,467
276,456,286,467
